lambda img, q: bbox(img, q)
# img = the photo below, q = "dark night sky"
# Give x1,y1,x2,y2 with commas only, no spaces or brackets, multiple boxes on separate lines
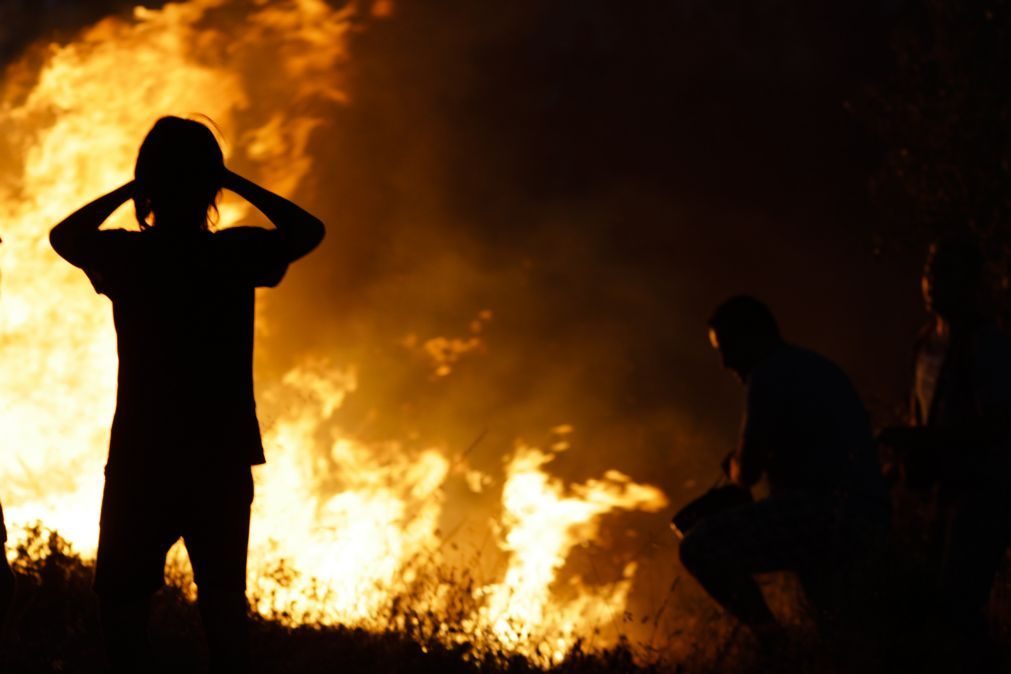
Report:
2,0,939,499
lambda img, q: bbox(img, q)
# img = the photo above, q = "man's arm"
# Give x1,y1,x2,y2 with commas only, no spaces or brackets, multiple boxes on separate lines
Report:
727,376,777,488
720,450,758,488
222,170,325,261
728,444,765,488
50,182,135,267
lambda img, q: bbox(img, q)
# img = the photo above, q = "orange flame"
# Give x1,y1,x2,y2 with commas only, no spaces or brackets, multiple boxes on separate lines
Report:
0,0,668,661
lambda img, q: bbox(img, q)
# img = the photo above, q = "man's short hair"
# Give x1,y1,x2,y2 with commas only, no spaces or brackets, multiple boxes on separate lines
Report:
708,295,780,343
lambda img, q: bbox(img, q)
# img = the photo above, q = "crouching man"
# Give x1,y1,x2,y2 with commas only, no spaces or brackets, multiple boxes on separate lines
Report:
678,296,888,642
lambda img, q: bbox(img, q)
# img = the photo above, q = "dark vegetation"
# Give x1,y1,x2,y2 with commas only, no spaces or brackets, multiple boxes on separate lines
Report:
0,526,1007,674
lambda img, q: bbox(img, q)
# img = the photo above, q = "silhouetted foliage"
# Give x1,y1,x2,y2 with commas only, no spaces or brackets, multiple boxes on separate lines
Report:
0,527,1007,673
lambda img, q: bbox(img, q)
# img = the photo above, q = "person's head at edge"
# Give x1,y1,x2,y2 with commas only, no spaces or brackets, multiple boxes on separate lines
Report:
921,235,985,325
708,295,783,382
134,116,224,232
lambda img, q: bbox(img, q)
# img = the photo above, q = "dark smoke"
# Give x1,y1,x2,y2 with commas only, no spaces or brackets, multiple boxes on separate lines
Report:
291,0,925,488
0,1,173,64
3,0,926,496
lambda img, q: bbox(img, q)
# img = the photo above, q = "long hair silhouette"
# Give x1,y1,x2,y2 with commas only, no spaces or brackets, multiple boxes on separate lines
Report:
133,116,224,231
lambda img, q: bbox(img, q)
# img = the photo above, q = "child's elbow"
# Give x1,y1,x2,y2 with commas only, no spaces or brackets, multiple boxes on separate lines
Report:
300,218,325,255
49,227,68,257
308,218,325,250
281,218,326,261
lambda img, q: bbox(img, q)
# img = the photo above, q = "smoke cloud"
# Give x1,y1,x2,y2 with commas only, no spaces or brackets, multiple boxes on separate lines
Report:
269,3,931,627
285,0,924,488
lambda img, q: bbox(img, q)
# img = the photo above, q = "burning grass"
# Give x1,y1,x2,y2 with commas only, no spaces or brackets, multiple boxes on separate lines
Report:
1,526,1009,674
0,526,660,674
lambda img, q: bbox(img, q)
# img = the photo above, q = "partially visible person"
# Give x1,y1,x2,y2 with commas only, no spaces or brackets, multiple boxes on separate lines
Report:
878,236,1011,644
0,231,13,622
678,296,889,644
0,502,13,621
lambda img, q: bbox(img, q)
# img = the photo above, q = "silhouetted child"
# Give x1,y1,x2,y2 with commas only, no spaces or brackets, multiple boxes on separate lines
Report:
50,116,325,674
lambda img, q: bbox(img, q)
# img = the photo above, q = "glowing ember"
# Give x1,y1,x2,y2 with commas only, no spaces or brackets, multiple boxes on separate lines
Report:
0,0,668,661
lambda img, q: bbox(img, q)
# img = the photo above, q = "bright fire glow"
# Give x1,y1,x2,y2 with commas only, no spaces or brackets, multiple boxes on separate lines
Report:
0,0,668,661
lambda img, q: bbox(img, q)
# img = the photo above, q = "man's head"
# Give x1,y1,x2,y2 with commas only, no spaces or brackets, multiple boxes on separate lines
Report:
921,235,983,322
708,295,782,381
134,116,225,232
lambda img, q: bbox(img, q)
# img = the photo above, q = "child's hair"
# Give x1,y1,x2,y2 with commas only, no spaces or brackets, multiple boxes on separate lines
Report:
134,116,224,230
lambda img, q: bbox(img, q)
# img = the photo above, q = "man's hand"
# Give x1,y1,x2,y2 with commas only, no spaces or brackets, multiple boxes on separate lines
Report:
876,425,941,492
728,456,745,486
720,451,745,486
720,451,734,478
876,427,909,486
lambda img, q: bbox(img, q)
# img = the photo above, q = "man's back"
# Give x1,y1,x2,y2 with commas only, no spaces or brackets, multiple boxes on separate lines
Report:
743,344,884,500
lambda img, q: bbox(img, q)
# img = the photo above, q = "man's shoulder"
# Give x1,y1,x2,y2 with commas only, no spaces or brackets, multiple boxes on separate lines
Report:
758,343,824,372
754,344,848,389
782,344,841,370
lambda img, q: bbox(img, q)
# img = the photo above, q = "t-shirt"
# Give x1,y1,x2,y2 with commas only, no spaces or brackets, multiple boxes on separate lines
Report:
73,226,288,473
913,329,949,425
738,344,885,501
